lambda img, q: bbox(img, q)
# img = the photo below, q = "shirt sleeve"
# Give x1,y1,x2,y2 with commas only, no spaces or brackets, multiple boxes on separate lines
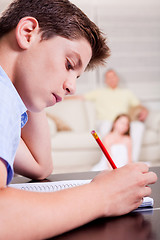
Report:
127,90,140,107
0,82,21,185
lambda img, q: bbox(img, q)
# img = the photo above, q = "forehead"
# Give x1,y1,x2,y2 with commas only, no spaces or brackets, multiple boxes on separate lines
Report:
68,38,91,57
50,36,92,62
106,71,116,78
117,116,129,122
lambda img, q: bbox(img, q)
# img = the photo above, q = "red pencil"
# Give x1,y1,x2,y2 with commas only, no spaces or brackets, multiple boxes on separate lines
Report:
91,130,117,169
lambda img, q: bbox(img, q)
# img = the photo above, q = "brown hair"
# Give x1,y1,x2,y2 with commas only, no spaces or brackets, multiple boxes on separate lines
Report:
111,114,131,136
0,0,110,70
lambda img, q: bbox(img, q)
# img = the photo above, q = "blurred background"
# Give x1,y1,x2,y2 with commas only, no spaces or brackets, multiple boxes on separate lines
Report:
1,0,160,110
71,0,160,112
1,0,160,172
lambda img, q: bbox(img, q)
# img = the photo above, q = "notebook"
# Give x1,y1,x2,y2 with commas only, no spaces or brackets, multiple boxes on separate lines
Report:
9,179,154,208
9,179,92,192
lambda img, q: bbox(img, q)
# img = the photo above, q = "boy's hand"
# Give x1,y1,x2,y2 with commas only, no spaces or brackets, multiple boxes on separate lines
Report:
91,163,157,217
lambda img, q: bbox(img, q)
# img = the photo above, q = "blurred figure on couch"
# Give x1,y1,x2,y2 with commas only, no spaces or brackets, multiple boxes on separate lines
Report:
92,114,132,171
85,69,148,162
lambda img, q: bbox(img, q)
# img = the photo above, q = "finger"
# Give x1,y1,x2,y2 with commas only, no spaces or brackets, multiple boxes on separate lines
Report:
144,171,158,185
134,198,144,209
134,187,151,203
143,186,152,197
132,162,149,174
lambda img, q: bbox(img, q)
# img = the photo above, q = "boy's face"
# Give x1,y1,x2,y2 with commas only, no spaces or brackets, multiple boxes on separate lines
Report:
14,36,92,112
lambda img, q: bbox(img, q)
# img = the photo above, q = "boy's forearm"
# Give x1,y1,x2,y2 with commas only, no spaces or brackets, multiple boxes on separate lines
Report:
0,182,101,239
0,163,157,239
14,138,53,179
14,110,53,179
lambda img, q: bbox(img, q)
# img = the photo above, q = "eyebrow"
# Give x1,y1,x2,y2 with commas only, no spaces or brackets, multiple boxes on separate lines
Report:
73,51,82,69
70,51,83,79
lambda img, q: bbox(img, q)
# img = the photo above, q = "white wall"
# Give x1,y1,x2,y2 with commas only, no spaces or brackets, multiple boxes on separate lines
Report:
0,0,12,14
1,0,160,110
71,0,160,111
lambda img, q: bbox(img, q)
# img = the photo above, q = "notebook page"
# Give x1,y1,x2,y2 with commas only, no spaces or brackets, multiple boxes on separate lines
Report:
138,197,154,207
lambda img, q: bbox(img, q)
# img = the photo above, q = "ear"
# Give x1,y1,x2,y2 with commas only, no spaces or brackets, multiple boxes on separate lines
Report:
15,17,39,49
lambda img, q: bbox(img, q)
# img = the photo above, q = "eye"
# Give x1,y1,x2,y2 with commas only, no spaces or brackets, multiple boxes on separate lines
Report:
66,59,74,71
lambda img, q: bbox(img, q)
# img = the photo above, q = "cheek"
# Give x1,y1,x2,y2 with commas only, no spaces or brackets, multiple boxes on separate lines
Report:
122,124,129,133
114,122,120,130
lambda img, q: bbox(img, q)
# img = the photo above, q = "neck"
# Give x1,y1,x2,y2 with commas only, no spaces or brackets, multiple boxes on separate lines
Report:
109,86,117,90
112,129,123,136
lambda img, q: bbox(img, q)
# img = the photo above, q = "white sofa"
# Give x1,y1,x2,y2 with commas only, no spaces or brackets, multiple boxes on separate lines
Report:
46,99,160,173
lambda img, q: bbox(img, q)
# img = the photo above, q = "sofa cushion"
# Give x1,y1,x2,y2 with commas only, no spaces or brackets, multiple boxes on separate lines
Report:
51,132,99,150
139,145,160,162
142,129,159,145
46,100,86,132
46,99,96,132
145,111,160,132
47,113,72,132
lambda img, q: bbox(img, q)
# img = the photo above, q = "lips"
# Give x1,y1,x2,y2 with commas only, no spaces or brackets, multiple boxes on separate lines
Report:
53,93,62,103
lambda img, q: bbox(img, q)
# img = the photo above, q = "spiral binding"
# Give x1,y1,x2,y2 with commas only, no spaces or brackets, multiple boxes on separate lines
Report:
10,179,92,192
20,183,81,192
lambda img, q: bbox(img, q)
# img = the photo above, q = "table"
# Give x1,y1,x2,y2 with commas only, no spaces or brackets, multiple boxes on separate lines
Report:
11,166,160,240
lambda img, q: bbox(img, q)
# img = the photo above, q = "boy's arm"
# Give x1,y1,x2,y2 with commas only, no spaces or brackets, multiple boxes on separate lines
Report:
0,159,7,187
14,110,53,180
0,163,157,239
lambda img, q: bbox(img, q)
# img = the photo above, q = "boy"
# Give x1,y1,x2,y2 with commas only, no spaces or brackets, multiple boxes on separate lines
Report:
0,0,157,239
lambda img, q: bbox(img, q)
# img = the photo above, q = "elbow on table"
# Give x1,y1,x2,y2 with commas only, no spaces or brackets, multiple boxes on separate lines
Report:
35,162,54,180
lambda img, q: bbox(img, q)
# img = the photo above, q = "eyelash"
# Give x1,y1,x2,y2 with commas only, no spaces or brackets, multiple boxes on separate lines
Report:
66,59,74,71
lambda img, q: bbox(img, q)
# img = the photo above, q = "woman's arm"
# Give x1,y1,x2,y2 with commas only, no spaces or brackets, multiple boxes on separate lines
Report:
14,110,53,180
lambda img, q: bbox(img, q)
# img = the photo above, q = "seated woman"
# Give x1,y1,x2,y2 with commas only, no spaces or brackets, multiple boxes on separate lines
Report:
92,114,132,170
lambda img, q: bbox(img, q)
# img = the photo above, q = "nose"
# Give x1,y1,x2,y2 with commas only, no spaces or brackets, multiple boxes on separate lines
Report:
63,76,76,95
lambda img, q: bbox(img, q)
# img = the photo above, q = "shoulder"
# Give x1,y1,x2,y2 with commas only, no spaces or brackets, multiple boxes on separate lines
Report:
0,81,19,124
0,78,22,141
0,79,17,109
123,136,132,145
119,88,134,95
123,88,138,99
103,133,115,145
